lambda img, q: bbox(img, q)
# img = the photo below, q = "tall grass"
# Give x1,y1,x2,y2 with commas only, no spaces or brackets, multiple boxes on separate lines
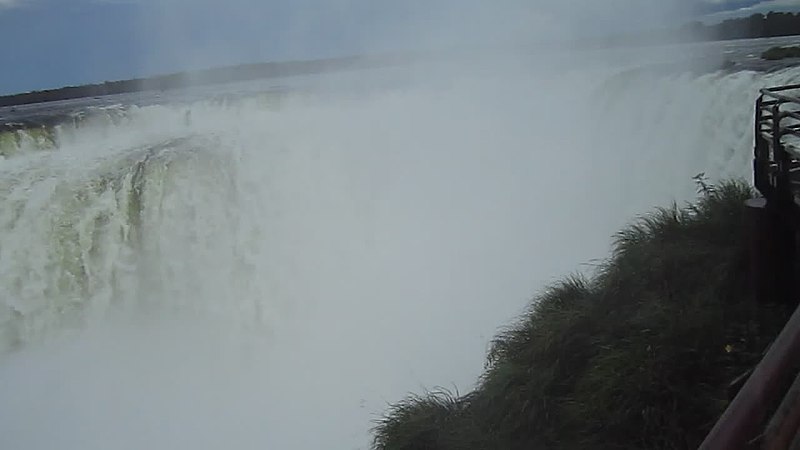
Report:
372,180,795,450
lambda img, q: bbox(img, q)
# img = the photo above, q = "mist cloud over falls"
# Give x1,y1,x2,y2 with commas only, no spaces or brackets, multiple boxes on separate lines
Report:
2,53,796,449
135,0,696,75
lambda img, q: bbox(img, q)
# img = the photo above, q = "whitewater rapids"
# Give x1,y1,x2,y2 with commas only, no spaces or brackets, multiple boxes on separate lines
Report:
2,58,800,449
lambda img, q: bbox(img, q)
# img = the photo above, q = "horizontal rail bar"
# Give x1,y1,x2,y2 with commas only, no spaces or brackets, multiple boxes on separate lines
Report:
781,110,800,122
759,107,800,121
762,100,787,109
763,84,800,96
762,370,800,450
756,140,800,160
763,83,800,93
763,90,800,105
787,148,800,159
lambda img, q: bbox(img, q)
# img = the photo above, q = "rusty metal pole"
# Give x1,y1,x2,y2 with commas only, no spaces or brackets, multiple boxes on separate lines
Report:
762,370,800,449
699,304,800,450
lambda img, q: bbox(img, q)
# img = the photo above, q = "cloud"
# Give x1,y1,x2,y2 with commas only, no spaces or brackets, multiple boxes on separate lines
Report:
697,0,763,14
749,0,800,8
0,0,44,11
131,0,695,76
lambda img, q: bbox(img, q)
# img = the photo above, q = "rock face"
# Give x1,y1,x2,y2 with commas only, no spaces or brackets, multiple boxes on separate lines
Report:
762,46,800,61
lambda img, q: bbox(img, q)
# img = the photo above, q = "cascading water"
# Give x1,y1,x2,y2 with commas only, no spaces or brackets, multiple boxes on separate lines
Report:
2,55,800,449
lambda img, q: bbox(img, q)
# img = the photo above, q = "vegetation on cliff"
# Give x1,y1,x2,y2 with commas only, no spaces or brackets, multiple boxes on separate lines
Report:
762,46,800,61
372,180,795,450
690,11,800,41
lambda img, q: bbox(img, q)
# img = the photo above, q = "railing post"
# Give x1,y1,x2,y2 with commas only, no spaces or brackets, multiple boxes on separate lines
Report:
772,104,793,208
755,97,771,199
750,96,796,306
746,198,795,305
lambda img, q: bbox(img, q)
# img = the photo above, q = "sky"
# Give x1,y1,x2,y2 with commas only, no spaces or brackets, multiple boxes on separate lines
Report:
1,0,799,95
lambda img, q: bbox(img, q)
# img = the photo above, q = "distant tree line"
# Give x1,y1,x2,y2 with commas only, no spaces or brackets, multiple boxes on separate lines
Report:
578,11,800,50
0,54,409,108
683,12,800,41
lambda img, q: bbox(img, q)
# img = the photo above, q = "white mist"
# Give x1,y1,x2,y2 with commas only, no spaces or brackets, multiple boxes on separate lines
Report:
2,2,800,449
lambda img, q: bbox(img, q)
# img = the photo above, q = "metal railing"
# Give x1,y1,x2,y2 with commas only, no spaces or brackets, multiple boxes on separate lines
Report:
699,85,800,449
755,84,800,207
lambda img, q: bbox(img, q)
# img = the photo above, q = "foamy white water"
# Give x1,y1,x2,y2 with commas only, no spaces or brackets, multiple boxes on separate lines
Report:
2,56,800,449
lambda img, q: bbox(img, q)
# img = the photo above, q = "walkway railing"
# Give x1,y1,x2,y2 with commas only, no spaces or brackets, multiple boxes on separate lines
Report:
755,84,800,206
699,85,800,449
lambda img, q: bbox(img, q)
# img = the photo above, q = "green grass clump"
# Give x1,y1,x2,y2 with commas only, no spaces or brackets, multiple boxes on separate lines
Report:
761,46,800,61
373,180,795,450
